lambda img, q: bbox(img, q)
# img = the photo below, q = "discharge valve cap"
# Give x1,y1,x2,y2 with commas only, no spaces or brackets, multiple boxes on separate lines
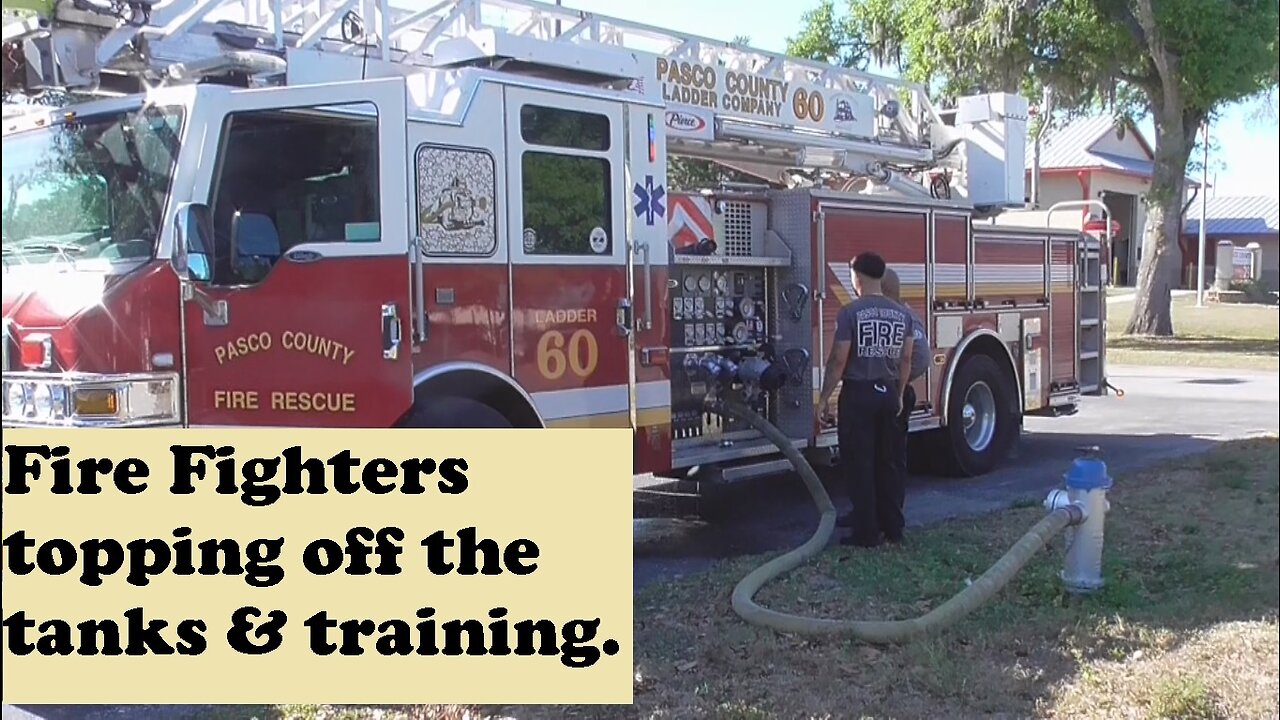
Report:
737,357,787,392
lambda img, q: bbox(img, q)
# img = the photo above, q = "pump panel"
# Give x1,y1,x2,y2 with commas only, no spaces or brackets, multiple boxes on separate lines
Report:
669,265,772,440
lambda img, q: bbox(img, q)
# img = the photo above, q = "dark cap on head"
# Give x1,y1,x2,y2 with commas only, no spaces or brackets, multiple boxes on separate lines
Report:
851,252,887,280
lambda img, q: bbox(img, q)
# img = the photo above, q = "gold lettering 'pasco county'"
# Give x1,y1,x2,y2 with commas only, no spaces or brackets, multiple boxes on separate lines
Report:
656,57,792,120
281,331,355,366
213,331,355,366
215,332,272,365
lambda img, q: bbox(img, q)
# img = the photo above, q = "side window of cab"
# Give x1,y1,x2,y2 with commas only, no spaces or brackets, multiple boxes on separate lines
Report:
206,103,380,286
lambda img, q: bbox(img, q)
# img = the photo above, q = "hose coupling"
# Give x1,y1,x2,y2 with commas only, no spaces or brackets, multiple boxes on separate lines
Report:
1043,489,1087,525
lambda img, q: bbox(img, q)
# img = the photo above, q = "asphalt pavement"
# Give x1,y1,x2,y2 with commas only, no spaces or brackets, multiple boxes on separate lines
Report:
632,363,1280,588
6,364,1279,720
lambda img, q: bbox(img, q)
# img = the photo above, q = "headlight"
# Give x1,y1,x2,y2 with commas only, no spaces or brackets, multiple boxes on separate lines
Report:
6,382,30,417
1,373,178,426
30,382,57,418
1,380,67,421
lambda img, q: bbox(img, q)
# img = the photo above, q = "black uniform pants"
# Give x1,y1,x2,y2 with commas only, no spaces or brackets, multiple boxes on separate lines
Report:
837,379,906,545
886,382,917,509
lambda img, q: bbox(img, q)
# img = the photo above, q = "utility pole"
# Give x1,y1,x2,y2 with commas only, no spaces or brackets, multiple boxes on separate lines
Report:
1195,120,1209,307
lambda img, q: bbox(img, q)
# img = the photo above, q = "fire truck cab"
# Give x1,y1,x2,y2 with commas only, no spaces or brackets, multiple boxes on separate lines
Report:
2,0,1109,488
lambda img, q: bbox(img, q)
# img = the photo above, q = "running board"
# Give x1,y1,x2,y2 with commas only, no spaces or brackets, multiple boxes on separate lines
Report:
814,413,941,447
701,446,839,486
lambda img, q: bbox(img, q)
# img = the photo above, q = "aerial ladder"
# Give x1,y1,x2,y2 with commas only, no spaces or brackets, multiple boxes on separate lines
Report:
3,0,1028,210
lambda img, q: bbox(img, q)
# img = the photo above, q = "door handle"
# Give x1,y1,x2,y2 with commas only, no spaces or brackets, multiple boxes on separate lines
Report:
616,298,633,337
382,303,402,360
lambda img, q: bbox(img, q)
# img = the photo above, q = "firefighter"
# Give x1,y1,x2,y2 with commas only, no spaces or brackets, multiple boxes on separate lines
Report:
881,266,930,525
815,252,915,547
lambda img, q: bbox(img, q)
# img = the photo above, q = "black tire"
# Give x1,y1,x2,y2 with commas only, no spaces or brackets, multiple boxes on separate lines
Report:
402,394,513,428
938,353,1018,477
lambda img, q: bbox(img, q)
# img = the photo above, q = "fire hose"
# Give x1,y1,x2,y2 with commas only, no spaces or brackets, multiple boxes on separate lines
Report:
706,398,1089,644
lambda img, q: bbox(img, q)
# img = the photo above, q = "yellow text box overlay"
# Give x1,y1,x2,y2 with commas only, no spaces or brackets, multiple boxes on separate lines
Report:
1,428,633,705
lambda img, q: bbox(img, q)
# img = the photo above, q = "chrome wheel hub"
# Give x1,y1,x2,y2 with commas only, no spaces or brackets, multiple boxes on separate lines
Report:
961,381,997,453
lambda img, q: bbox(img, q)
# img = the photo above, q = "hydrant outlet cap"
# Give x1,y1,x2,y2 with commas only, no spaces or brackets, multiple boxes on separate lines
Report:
1065,456,1114,491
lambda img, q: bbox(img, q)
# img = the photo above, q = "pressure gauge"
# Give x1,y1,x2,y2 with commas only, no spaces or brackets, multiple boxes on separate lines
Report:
715,273,729,294
732,322,750,343
698,274,713,293
739,297,756,318
683,275,698,293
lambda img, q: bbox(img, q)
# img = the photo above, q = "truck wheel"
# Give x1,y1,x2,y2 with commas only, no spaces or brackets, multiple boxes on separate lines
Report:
404,395,513,428
939,353,1017,477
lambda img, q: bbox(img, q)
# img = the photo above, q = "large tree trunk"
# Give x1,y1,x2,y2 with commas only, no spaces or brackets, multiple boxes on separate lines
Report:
1123,107,1198,336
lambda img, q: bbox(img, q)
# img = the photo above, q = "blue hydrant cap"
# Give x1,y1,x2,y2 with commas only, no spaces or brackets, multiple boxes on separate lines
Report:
1065,456,1114,491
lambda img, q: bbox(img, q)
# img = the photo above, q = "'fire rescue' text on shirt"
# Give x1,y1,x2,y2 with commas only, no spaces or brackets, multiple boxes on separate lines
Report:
833,295,911,384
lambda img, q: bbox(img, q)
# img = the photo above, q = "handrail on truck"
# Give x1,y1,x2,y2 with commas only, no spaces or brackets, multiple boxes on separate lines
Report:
1045,199,1113,286
1044,199,1121,398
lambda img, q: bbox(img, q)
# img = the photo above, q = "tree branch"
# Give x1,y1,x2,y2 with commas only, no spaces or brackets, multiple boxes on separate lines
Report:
1132,0,1180,96
1104,0,1149,48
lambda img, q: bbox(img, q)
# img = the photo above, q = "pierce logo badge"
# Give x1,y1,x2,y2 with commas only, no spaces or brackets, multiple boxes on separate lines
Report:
665,110,706,132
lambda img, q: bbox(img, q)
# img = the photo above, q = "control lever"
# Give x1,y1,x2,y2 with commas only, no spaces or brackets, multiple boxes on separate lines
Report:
782,283,809,322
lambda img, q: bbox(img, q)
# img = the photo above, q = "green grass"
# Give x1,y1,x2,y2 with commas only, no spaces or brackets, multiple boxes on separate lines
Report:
1107,293,1279,371
189,438,1280,720
1145,676,1217,720
483,436,1280,720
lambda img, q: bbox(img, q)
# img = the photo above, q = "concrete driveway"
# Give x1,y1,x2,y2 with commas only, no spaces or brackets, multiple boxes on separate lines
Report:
6,365,1279,720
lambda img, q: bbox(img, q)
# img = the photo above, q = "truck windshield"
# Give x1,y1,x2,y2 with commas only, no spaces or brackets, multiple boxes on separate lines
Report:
1,104,185,269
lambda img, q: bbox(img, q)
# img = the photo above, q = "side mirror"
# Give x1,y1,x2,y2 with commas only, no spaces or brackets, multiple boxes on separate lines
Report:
171,202,214,283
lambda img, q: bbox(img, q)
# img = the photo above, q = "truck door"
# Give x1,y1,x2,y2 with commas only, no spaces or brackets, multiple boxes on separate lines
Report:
503,87,634,428
177,78,414,427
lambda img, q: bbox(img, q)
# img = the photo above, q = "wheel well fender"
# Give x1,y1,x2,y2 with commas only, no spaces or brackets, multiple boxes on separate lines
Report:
403,362,545,428
939,329,1021,423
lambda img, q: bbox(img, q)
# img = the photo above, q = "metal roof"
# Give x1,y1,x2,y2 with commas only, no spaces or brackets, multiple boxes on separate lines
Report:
1184,195,1280,236
1026,114,1201,186
1027,115,1144,170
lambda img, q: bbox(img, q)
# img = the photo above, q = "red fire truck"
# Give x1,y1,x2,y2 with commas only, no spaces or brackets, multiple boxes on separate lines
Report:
2,0,1108,489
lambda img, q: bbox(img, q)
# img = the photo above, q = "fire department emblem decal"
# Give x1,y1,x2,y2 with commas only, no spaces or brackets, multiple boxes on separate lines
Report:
415,146,497,255
834,98,856,123
589,226,608,254
633,174,666,226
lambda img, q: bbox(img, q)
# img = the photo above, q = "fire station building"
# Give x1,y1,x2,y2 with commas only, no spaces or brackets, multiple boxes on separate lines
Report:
1015,115,1202,288
1181,196,1280,292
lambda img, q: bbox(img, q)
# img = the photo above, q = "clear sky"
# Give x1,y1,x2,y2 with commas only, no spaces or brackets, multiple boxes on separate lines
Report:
567,0,1280,198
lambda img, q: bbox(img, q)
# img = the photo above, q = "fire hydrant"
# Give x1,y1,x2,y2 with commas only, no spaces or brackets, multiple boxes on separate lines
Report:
1044,446,1113,594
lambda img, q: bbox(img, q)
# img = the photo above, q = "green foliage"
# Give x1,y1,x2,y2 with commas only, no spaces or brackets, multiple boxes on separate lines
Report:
785,0,872,71
517,106,612,255
786,0,1278,123
521,153,610,254
3,106,181,263
4,171,108,240
667,157,766,193
1146,675,1217,720
788,0,1278,336
1228,278,1278,304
